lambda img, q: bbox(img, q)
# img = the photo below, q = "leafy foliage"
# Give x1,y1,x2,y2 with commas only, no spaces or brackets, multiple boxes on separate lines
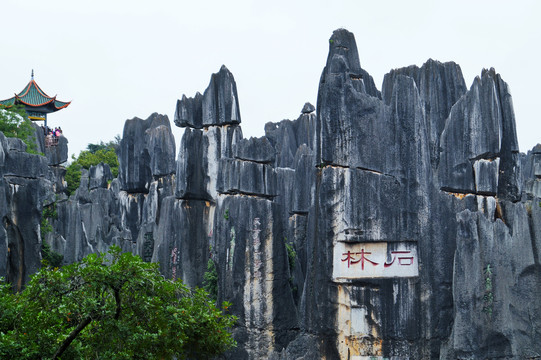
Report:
40,215,53,239
40,203,63,268
284,240,298,301
86,136,121,154
64,161,82,196
0,247,236,359
40,202,58,239
42,202,58,220
203,259,218,302
482,264,494,316
41,242,64,268
285,241,296,272
0,104,39,154
77,148,119,176
65,138,120,196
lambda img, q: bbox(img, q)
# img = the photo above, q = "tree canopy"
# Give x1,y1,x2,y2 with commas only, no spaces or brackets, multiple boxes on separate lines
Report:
65,139,120,196
85,136,121,154
0,104,39,154
0,247,236,359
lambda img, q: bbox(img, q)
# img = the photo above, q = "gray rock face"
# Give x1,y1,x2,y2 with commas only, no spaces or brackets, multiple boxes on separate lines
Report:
153,197,211,287
45,136,69,166
235,137,275,164
217,159,276,197
213,195,297,359
118,113,175,193
175,93,203,129
175,128,210,200
262,29,537,359
521,145,541,199
324,29,380,99
441,207,540,359
438,69,521,198
0,132,56,291
382,59,467,166
3,139,50,179
31,123,69,166
89,163,113,190
148,123,176,177
264,107,316,169
201,65,241,127
175,65,241,128
301,102,315,114
1,28,540,360
317,30,391,171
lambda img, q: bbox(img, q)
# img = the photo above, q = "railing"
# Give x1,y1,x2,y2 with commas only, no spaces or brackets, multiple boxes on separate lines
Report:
45,135,59,147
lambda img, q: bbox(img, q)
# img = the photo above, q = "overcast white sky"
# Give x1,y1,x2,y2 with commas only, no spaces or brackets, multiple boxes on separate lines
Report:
1,0,540,157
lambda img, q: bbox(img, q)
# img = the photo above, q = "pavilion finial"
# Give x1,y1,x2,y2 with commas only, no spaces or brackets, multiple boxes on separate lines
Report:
31,69,34,80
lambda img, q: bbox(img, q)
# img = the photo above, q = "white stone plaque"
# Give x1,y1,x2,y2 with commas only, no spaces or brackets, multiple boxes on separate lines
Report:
332,242,418,280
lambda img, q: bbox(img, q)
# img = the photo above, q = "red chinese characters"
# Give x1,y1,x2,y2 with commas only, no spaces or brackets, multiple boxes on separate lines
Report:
334,243,418,279
341,249,414,270
384,250,414,267
341,249,379,270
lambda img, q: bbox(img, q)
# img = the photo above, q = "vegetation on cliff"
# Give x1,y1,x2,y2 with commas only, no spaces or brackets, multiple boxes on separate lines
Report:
0,104,39,154
65,138,120,195
0,246,236,359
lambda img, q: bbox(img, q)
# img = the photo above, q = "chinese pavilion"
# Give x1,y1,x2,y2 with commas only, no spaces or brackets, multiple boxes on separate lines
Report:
0,70,71,128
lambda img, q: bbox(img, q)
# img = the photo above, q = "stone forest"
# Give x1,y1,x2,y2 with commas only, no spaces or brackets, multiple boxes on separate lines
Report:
0,29,540,359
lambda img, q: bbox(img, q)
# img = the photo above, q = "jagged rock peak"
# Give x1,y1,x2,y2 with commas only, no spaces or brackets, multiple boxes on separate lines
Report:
118,113,176,193
382,58,466,101
481,67,497,78
175,92,203,129
321,28,380,98
301,102,315,114
124,112,170,129
438,67,522,199
175,65,241,129
327,28,362,74
203,65,241,126
532,144,541,154
381,58,467,167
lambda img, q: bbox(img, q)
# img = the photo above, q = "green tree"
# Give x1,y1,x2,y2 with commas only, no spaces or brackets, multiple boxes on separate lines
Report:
203,259,218,302
65,139,120,196
0,247,236,359
86,136,121,154
0,104,39,154
64,160,83,196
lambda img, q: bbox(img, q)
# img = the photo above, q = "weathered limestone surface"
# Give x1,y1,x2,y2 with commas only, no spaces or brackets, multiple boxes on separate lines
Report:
45,136,69,166
235,137,275,164
0,133,55,291
175,65,241,129
1,28,540,360
382,59,467,167
265,104,316,169
118,112,175,193
175,128,210,200
33,113,177,271
522,144,541,199
439,207,540,359
153,197,211,287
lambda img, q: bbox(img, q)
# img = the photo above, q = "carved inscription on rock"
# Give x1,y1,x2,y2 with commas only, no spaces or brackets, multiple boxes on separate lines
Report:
332,242,418,281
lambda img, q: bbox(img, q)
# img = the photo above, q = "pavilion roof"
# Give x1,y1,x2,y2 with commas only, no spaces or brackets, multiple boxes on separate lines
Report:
0,76,71,113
